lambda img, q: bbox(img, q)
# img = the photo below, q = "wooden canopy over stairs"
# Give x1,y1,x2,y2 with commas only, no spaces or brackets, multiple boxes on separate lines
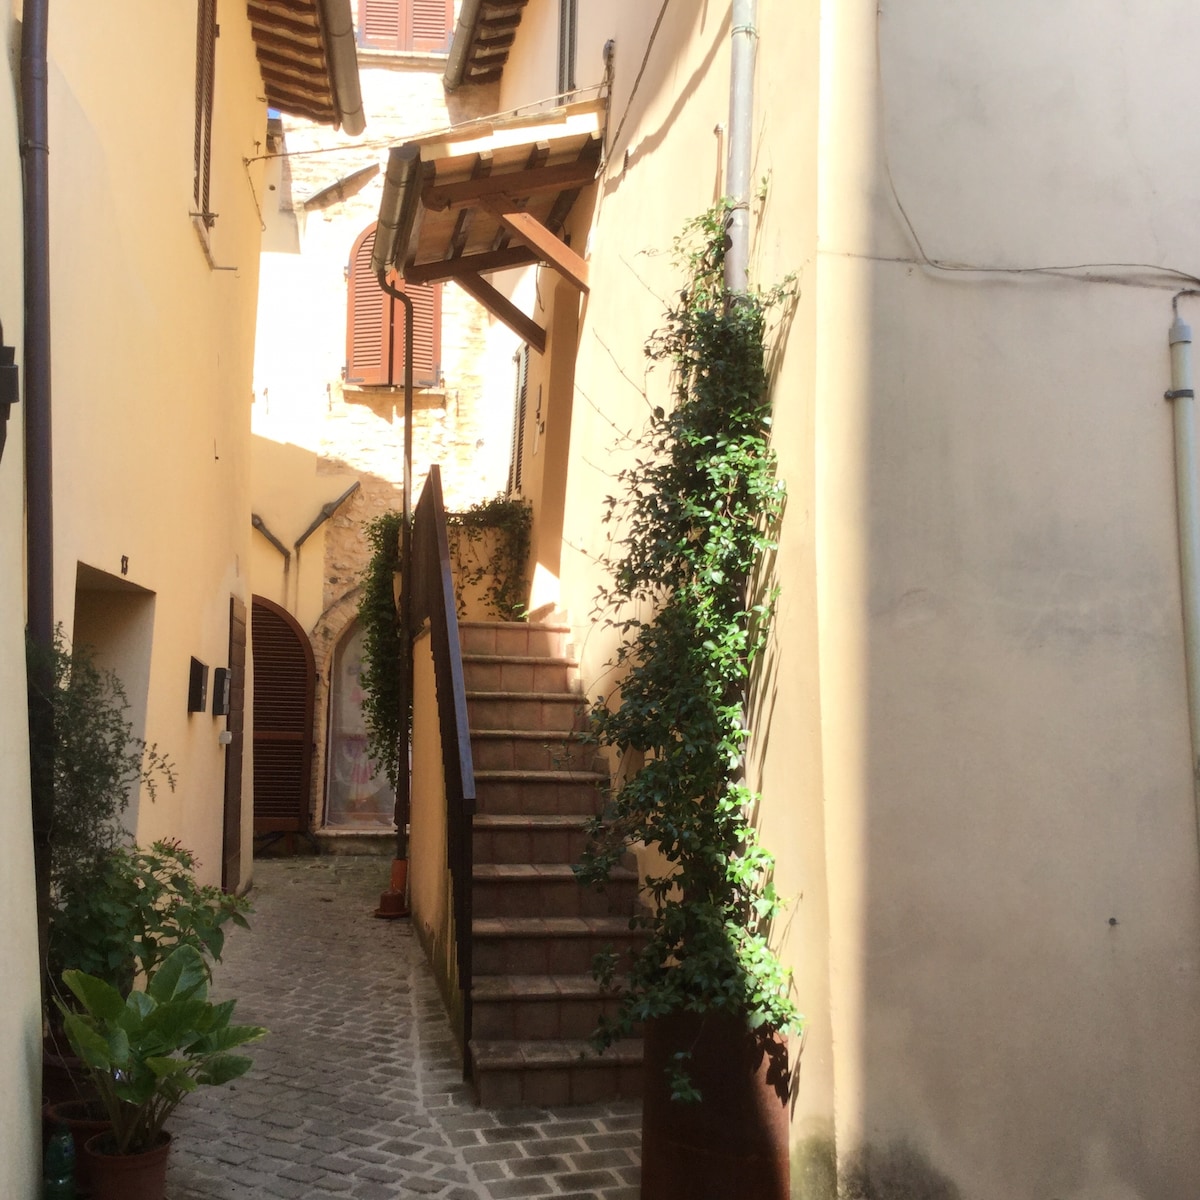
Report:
371,99,604,355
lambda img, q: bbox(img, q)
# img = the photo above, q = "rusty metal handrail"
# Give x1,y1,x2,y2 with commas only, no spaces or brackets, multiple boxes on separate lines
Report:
410,464,476,1074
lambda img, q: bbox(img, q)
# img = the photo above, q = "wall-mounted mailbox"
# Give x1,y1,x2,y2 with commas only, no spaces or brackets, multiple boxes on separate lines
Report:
188,657,209,713
212,666,231,717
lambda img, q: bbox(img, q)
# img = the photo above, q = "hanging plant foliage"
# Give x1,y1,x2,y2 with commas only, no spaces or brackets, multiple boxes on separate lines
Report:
447,495,532,621
357,510,406,794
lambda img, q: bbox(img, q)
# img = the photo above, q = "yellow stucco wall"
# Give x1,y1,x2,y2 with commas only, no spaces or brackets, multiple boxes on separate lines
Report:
488,2,1200,1197
46,0,270,887
1,4,43,1192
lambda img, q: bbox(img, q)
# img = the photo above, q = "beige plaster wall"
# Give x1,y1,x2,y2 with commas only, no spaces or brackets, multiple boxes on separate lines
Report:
45,0,270,887
810,4,1200,1195
486,1,1200,1197
0,5,43,1193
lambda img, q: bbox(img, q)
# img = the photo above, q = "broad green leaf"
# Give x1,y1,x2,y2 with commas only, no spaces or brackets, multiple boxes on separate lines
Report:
147,945,208,1003
195,1053,254,1086
60,1011,112,1071
62,969,125,1022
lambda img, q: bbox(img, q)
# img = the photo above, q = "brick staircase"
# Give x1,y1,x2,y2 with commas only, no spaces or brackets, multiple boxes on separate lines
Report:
461,619,644,1107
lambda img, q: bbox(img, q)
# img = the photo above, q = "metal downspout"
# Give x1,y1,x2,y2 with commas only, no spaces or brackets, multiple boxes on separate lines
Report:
21,0,54,984
377,270,414,865
725,0,757,295
1167,300,1200,857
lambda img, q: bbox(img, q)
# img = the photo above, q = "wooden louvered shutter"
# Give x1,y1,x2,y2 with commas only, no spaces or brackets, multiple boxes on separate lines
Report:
251,598,315,835
407,280,442,387
410,0,453,52
193,0,217,224
347,224,441,387
508,344,529,495
360,0,401,48
358,0,451,52
347,225,388,384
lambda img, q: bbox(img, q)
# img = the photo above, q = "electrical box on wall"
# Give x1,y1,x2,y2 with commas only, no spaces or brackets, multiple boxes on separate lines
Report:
212,667,231,716
188,658,209,713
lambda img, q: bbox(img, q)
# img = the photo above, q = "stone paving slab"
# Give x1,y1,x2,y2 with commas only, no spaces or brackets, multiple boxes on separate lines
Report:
167,856,641,1199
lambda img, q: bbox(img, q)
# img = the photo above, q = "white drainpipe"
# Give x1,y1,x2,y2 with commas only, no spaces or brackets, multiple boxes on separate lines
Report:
1167,305,1200,847
725,0,757,294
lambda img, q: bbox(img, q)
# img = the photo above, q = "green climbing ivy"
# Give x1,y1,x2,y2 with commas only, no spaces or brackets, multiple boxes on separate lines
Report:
447,495,531,621
576,204,800,1096
357,510,406,795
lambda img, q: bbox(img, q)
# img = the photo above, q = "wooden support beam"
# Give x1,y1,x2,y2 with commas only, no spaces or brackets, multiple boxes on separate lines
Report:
404,245,538,284
481,198,589,292
452,272,546,354
422,159,599,212
447,152,493,259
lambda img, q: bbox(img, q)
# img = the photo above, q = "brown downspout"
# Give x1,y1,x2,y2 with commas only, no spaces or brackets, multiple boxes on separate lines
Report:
377,271,414,867
21,0,54,986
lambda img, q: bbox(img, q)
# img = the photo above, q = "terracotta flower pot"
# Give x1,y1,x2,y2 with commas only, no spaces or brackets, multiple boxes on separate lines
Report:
45,1099,112,1196
639,1011,790,1200
83,1131,171,1200
42,1040,97,1107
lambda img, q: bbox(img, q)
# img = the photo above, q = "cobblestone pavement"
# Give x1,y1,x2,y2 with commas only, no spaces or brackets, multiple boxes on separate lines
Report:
167,856,641,1200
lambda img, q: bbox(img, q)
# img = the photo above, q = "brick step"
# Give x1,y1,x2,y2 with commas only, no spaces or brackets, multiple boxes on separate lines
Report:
473,916,645,976
467,691,586,733
470,1037,643,1108
470,730,602,773
473,813,595,864
474,769,607,817
472,974,625,1041
460,621,572,659
462,654,579,695
473,862,638,919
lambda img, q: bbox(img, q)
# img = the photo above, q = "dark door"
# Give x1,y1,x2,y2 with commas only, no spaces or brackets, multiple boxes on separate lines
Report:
251,596,315,838
221,596,247,890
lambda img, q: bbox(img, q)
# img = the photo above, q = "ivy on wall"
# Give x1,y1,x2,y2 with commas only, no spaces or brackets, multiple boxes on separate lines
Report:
577,204,800,1094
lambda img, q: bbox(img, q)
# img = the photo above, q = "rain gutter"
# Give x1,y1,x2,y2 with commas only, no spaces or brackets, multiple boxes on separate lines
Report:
443,0,485,92
294,481,362,550
316,0,366,136
371,144,422,279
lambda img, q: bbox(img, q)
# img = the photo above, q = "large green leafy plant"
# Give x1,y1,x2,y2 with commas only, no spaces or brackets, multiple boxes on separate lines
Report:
51,840,251,997
576,206,799,1094
58,943,265,1154
29,627,175,909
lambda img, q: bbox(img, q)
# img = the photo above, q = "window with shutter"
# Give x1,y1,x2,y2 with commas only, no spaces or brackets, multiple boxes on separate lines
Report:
508,345,529,496
193,0,217,226
358,0,453,53
346,224,442,387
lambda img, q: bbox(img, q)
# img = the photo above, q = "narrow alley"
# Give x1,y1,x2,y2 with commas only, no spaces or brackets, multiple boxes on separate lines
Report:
166,857,641,1200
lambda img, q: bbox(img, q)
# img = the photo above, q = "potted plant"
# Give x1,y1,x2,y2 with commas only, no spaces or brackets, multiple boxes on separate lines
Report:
50,839,251,997
31,628,177,1102
575,205,800,1200
57,943,265,1200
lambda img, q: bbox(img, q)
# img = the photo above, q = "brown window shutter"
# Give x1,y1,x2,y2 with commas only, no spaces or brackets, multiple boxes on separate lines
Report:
404,281,441,387
508,344,529,495
358,0,451,52
359,0,401,49
193,0,217,220
347,224,441,387
347,226,388,384
410,0,453,52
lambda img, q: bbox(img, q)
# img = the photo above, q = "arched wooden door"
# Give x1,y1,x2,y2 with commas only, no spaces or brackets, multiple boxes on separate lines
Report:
251,596,315,840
